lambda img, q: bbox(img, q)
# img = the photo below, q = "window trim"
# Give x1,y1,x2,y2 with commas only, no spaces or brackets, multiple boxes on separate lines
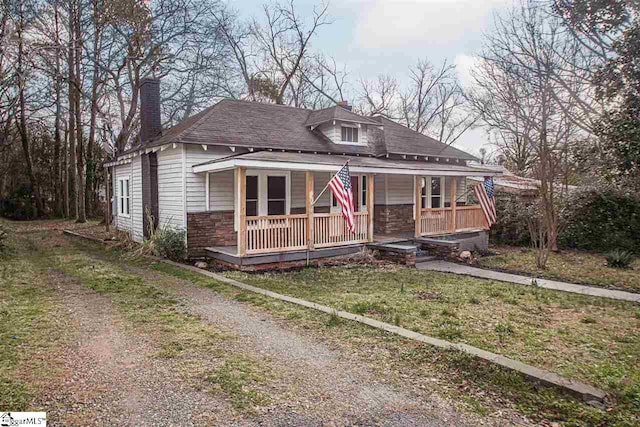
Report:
417,176,445,210
245,170,291,217
429,176,445,209
266,175,287,216
340,125,359,143
118,176,131,218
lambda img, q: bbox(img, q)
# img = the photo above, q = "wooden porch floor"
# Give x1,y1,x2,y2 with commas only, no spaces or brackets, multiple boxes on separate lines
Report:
208,232,415,257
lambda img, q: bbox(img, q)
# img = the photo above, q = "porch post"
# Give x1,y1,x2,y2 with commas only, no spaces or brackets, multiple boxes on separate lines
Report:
238,167,246,256
306,171,315,250
450,177,457,233
367,174,374,242
414,175,422,238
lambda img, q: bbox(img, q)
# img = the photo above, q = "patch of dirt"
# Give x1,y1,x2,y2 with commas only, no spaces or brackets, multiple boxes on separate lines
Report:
415,290,442,301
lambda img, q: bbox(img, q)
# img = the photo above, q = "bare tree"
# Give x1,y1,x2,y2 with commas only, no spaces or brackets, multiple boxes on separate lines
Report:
467,55,537,174
356,58,475,145
16,0,45,215
297,53,348,108
475,0,584,265
250,0,330,105
356,74,399,117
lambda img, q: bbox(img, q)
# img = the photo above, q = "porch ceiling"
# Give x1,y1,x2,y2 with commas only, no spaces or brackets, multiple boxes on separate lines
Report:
192,151,502,177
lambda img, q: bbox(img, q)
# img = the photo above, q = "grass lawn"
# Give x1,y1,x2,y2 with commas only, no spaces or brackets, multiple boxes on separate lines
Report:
223,265,640,424
479,245,640,292
0,223,68,410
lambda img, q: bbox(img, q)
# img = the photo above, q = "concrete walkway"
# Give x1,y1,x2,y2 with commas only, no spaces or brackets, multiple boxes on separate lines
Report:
417,260,640,303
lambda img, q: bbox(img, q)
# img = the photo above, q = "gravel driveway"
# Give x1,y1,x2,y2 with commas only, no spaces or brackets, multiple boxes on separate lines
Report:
16,228,510,426
134,267,473,426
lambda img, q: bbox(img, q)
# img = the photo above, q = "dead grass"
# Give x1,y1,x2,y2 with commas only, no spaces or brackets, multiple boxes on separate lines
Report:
220,265,640,424
0,222,69,411
479,245,640,292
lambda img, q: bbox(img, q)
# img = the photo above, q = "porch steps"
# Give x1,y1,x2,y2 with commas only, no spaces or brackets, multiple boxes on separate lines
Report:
415,255,436,263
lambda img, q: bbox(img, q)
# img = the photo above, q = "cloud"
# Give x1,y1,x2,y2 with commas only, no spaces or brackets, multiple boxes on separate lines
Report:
454,53,481,89
353,0,507,51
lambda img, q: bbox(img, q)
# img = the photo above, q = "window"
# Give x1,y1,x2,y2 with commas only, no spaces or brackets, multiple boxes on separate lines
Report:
341,126,358,142
360,175,367,211
118,177,130,217
431,177,442,208
242,171,290,219
267,176,286,215
419,176,444,209
420,177,428,209
246,176,258,216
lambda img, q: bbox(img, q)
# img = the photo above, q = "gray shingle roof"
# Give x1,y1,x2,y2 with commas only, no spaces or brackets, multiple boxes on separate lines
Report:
193,151,497,175
370,116,477,160
129,98,477,161
304,105,380,127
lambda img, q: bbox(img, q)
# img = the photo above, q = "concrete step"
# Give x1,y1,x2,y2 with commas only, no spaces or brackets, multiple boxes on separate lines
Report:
415,255,436,263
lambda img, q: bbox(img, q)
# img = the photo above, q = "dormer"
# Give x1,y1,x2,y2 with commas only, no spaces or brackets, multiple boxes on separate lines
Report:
305,102,381,146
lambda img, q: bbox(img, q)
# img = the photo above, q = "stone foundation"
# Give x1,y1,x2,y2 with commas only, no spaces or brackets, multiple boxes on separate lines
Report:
372,249,416,266
374,204,415,235
212,258,322,272
187,211,236,257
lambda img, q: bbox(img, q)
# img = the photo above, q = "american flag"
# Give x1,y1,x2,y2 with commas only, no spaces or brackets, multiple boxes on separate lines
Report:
328,163,355,234
473,176,497,227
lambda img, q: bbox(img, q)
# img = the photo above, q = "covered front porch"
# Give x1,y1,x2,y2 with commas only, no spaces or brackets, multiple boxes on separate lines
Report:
191,152,496,264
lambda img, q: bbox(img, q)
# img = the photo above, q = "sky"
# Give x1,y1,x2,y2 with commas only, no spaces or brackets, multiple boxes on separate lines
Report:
233,0,511,155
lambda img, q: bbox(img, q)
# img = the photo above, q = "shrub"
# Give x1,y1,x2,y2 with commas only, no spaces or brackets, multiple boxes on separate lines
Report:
489,193,532,246
153,227,186,261
605,249,635,269
0,184,38,220
560,186,640,253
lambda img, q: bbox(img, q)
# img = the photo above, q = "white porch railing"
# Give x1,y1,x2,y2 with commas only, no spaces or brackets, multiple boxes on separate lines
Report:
313,211,369,248
245,214,308,255
418,205,488,236
243,212,369,255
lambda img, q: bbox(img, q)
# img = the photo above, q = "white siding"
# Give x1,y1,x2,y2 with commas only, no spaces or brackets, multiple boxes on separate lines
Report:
374,174,386,204
291,171,306,209
185,145,232,212
317,121,369,146
112,158,143,242
208,170,235,211
131,156,143,241
385,175,414,205
313,172,331,208
113,163,132,233
445,176,467,205
157,145,184,229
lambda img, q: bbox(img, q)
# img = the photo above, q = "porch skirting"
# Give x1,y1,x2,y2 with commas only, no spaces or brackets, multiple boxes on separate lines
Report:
187,211,236,257
374,204,414,235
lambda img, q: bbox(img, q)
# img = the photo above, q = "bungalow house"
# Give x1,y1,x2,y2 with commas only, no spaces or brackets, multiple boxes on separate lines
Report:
106,78,500,269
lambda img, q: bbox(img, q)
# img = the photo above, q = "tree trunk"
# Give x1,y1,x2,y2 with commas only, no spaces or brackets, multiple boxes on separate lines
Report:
68,0,77,219
86,4,101,219
63,122,69,217
74,0,86,223
16,0,45,216
53,2,63,216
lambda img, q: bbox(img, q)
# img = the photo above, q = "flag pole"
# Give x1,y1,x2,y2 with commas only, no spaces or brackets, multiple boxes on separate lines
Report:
312,159,351,206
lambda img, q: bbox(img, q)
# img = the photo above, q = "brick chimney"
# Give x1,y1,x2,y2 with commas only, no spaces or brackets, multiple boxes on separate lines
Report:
336,100,352,111
140,78,162,143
